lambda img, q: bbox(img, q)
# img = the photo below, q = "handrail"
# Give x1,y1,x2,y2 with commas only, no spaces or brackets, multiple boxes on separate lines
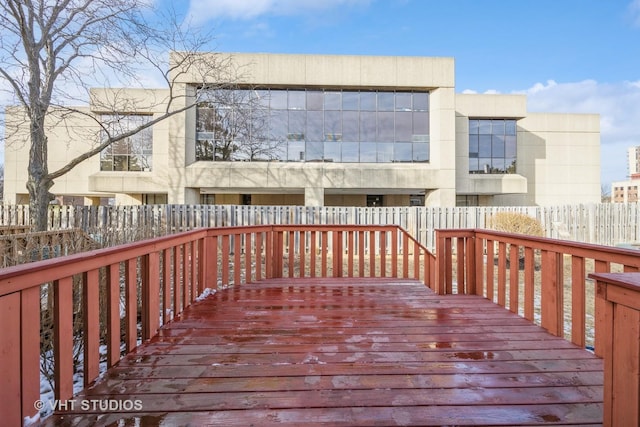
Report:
435,228,640,352
0,224,434,425
435,228,640,426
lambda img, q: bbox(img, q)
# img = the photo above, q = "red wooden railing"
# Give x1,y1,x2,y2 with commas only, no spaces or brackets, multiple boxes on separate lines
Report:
435,228,640,427
0,224,432,425
589,272,640,427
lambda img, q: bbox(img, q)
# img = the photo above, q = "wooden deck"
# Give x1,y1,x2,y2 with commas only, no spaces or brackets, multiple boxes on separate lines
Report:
42,278,603,426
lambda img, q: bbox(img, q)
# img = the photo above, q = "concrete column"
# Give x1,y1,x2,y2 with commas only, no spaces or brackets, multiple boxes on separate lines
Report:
114,193,143,205
168,187,200,205
305,187,325,206
84,197,102,206
425,188,456,207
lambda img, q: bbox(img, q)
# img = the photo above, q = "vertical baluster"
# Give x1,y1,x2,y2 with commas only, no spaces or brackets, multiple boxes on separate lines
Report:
83,269,100,386
54,276,74,401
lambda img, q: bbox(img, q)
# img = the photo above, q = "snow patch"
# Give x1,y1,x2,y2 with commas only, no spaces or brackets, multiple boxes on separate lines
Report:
196,288,217,301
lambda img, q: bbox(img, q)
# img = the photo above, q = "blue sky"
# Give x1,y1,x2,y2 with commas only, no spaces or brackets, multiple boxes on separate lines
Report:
177,0,640,191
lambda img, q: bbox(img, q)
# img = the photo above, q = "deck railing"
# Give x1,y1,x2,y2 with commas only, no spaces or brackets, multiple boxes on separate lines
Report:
5,225,637,426
589,272,640,427
0,224,431,426
435,228,640,352
435,228,640,427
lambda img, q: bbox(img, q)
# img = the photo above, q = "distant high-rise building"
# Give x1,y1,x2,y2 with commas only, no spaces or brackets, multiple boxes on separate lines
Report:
612,146,640,203
629,146,640,179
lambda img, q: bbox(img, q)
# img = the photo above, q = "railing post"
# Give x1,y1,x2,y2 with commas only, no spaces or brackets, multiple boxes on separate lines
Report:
142,252,160,341
590,273,640,427
107,263,121,367
594,259,610,357
474,232,484,297
435,230,446,294
380,230,386,278
0,289,39,426
125,258,138,352
333,230,343,278
221,235,230,285
256,232,263,280
465,234,476,295
191,240,199,297
0,295,19,425
456,237,465,294
540,250,563,337
54,276,74,402
83,269,100,386
183,243,190,307
509,244,519,313
234,233,242,285
275,229,284,278
21,286,40,423
245,233,253,283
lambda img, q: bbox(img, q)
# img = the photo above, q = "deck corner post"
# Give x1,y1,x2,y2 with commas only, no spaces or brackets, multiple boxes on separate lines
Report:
21,286,40,425
589,273,640,427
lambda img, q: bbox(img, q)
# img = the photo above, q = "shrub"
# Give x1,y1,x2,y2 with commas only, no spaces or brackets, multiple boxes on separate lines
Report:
488,212,545,237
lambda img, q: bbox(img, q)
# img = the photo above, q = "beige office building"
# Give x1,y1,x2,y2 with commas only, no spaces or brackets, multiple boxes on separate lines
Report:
3,52,601,207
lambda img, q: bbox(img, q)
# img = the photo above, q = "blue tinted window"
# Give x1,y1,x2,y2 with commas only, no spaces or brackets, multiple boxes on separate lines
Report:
197,88,430,163
342,92,359,110
469,118,517,174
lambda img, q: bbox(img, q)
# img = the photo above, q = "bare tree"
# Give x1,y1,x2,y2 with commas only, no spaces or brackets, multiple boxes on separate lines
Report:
0,1,235,230
601,184,612,203
0,164,4,203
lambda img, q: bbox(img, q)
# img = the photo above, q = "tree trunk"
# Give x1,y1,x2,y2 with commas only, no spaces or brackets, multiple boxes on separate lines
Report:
26,112,54,231
27,176,54,232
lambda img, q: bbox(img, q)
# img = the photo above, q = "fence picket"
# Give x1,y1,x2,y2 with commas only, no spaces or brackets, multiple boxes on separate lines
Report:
1,203,640,249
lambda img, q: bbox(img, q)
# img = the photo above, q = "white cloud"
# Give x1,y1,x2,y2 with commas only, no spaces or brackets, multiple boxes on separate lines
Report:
521,79,640,142
186,0,370,23
517,79,640,186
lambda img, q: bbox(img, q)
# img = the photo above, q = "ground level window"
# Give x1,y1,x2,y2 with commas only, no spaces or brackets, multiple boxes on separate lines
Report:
409,195,425,206
456,195,479,207
367,195,384,207
201,194,215,205
143,194,167,205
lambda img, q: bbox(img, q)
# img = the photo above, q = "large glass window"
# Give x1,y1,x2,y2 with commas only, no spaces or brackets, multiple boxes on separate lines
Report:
196,88,430,163
100,115,153,171
468,118,517,174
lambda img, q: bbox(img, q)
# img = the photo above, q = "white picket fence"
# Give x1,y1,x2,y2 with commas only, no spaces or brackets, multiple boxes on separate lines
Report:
0,203,638,250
